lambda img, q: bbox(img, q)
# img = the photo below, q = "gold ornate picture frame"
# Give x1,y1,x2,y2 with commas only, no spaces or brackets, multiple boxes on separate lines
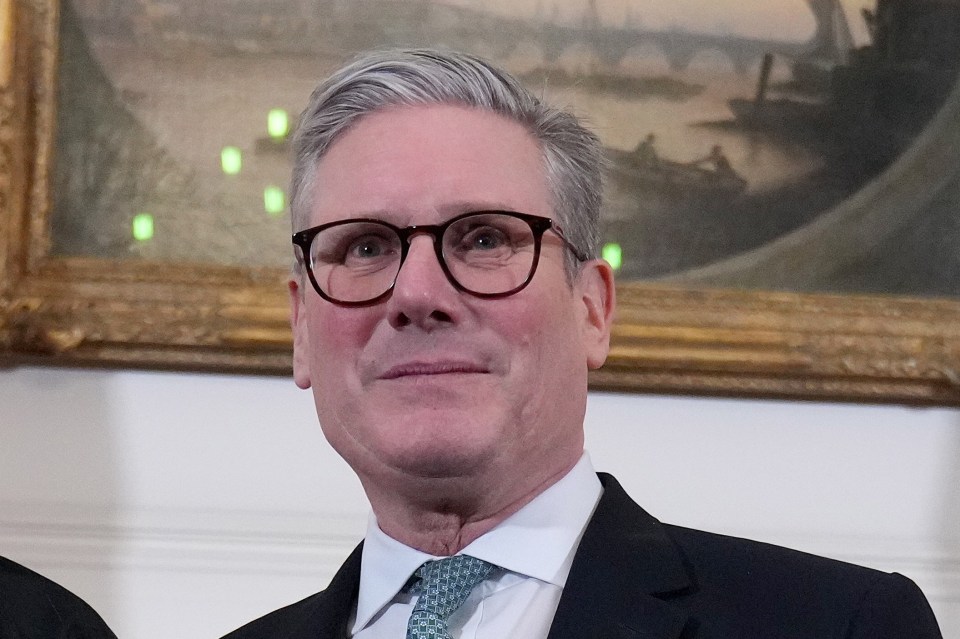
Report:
1,0,959,405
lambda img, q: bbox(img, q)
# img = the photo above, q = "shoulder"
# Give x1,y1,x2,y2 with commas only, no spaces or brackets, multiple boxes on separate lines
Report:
665,523,886,592
595,473,914,597
586,475,942,638
0,556,117,639
666,523,882,587
661,525,942,638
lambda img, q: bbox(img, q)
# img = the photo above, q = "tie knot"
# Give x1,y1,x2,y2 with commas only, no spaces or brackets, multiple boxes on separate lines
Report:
408,555,494,629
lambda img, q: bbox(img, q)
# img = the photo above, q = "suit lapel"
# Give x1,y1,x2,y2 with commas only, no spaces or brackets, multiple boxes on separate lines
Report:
546,474,694,639
285,542,363,639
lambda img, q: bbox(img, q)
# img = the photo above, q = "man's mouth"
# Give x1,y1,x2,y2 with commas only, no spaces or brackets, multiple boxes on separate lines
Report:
379,361,489,380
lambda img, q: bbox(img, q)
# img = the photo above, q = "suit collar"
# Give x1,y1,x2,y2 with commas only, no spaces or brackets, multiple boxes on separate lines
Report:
546,473,694,639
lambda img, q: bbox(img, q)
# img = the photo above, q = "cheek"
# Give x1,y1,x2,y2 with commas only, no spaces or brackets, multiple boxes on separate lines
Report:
307,309,378,449
501,302,579,387
307,306,378,375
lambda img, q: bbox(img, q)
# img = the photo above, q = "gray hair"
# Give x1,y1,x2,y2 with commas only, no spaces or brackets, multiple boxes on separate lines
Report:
290,48,605,276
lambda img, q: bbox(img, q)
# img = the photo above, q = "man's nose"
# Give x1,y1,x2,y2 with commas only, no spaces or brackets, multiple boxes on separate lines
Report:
396,232,456,288
398,232,446,280
386,234,461,329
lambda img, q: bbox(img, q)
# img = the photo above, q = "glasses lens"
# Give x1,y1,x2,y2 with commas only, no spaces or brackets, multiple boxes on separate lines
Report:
443,213,538,295
309,221,402,303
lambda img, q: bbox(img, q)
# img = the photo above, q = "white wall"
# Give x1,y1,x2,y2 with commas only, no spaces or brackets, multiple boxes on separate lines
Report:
1,365,957,638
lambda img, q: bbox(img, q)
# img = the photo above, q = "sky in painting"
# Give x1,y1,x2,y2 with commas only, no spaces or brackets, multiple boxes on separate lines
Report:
439,0,876,45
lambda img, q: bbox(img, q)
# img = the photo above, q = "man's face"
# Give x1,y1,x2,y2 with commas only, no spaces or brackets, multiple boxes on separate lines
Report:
290,104,613,496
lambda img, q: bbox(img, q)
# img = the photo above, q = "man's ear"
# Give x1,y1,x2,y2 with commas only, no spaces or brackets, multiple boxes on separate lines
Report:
289,277,312,389
576,259,616,370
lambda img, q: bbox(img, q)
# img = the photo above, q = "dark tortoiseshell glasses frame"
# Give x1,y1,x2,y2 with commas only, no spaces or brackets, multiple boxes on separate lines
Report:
292,210,587,307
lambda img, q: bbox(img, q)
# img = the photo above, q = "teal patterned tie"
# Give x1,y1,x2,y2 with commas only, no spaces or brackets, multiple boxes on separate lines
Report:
405,555,495,639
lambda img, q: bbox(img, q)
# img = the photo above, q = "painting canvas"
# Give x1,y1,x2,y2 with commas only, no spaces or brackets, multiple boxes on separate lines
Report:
2,0,958,404
57,0,960,298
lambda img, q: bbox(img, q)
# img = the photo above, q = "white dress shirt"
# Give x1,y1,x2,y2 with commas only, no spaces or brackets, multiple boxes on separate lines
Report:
350,453,603,638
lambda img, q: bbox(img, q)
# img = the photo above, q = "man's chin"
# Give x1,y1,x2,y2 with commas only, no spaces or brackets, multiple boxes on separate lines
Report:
387,442,495,481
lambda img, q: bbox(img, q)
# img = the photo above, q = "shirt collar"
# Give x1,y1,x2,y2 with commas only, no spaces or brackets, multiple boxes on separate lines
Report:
352,452,602,632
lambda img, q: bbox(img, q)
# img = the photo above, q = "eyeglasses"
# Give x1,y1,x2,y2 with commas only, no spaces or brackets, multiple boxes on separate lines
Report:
292,210,586,307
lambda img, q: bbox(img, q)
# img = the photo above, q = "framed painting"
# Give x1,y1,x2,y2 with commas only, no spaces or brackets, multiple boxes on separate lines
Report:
1,0,959,404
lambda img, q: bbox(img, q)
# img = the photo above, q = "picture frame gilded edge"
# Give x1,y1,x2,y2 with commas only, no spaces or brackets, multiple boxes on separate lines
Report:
1,0,958,406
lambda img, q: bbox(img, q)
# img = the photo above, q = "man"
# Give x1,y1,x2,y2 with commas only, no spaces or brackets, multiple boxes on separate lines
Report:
0,556,117,638
224,49,942,638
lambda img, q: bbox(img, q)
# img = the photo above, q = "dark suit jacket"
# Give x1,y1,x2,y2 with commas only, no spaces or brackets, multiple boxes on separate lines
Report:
0,557,117,639
222,474,943,639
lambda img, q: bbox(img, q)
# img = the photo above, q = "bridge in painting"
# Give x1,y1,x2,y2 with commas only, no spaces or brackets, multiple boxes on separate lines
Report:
77,0,838,75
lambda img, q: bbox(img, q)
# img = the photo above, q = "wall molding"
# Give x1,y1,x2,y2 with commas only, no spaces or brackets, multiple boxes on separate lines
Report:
2,502,958,603
0,502,364,578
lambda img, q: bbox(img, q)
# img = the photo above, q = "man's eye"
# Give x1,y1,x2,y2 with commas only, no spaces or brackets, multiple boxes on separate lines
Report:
343,235,395,263
348,238,386,258
461,226,508,251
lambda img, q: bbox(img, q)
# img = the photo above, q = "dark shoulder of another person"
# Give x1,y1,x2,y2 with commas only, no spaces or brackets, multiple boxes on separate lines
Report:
0,557,117,639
